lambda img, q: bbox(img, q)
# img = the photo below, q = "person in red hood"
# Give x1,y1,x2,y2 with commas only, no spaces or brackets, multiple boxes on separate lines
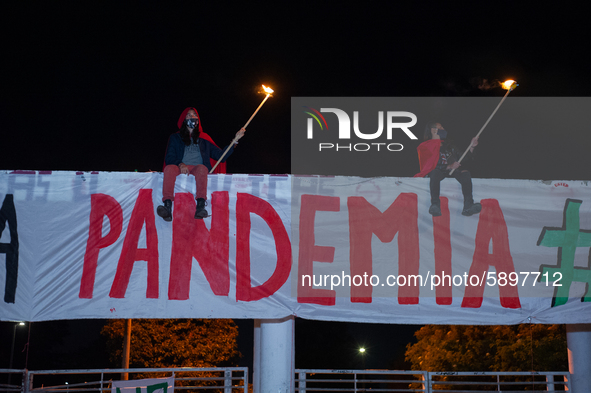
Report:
414,122,481,217
157,107,245,221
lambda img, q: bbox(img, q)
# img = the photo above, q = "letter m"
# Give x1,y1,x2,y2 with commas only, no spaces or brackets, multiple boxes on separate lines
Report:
348,193,420,304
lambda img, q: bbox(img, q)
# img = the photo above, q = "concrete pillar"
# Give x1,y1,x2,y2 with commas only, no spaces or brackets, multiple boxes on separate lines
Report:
255,316,295,393
566,323,591,393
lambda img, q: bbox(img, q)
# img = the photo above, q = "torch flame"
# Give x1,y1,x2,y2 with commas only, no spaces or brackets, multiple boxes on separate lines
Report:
502,80,517,90
262,85,274,94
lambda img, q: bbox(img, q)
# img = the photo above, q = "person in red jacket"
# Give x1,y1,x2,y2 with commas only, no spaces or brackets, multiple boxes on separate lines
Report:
414,122,481,217
157,107,245,221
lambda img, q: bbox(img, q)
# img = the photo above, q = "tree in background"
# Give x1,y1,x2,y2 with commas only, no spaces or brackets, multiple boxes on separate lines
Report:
405,324,567,372
101,319,240,368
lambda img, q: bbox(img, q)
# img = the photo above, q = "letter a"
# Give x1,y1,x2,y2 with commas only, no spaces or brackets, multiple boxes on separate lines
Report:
462,199,521,309
0,195,19,303
110,189,159,298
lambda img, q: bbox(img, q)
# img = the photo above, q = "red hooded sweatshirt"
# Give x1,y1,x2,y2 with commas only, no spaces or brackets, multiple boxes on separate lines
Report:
172,107,227,174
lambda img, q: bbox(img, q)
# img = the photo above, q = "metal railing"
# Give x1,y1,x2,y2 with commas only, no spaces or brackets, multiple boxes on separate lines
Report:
295,369,571,392
295,369,429,392
3,368,571,393
1,368,248,393
0,369,26,393
427,371,571,392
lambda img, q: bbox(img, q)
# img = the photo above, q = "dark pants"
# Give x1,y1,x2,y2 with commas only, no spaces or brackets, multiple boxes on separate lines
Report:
429,168,474,208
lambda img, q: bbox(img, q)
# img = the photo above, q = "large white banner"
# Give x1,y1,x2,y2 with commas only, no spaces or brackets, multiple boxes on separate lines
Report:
1,171,590,324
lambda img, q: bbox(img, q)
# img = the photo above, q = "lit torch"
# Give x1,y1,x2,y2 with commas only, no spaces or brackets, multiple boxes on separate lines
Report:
244,85,274,128
210,85,274,173
450,79,518,174
502,80,518,91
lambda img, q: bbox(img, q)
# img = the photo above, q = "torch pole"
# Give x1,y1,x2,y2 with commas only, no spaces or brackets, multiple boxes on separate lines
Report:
209,93,272,173
243,93,272,129
450,86,515,175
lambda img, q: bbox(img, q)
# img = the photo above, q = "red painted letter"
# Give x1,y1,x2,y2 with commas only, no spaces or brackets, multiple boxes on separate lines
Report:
80,194,123,299
348,193,419,304
236,193,292,302
297,194,340,306
109,189,159,298
461,199,521,309
433,197,452,305
168,191,230,300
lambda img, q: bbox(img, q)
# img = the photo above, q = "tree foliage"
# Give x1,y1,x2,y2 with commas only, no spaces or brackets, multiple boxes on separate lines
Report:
101,319,240,368
405,324,567,372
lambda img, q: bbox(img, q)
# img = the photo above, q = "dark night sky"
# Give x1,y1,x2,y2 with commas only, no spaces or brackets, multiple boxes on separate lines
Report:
2,2,590,176
1,1,590,371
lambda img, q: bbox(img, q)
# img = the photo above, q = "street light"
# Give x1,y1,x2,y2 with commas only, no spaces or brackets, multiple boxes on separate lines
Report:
358,347,367,369
9,322,26,369
359,347,367,389
8,322,26,386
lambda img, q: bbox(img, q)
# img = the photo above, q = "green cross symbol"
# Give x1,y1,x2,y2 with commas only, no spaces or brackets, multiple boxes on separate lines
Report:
537,198,591,307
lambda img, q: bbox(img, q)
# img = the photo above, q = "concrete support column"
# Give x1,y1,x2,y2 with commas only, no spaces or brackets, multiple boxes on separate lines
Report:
566,323,591,393
254,316,295,393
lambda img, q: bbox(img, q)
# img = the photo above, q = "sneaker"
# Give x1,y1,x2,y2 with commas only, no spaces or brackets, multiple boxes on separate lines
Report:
429,204,442,217
462,202,482,216
157,199,173,222
194,198,209,219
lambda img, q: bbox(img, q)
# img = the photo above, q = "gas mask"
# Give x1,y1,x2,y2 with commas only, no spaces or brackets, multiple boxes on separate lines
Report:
185,118,198,129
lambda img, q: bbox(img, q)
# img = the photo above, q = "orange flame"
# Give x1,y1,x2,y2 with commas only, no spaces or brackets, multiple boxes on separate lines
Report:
502,80,517,90
262,85,274,94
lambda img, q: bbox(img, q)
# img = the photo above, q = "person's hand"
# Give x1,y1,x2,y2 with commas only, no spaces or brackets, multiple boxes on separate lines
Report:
447,162,461,170
235,127,246,142
470,136,479,148
179,163,189,174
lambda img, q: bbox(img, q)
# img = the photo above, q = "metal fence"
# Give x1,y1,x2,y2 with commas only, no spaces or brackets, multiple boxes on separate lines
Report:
295,369,428,392
295,369,572,392
0,369,25,393
1,368,248,393
2,368,572,393
426,371,571,392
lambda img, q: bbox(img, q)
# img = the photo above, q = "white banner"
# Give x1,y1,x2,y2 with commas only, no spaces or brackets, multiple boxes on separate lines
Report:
112,377,174,393
1,171,590,324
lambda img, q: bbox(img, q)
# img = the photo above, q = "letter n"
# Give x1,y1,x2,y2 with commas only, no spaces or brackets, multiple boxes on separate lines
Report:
168,191,230,300
0,195,19,303
348,193,420,304
461,199,521,309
